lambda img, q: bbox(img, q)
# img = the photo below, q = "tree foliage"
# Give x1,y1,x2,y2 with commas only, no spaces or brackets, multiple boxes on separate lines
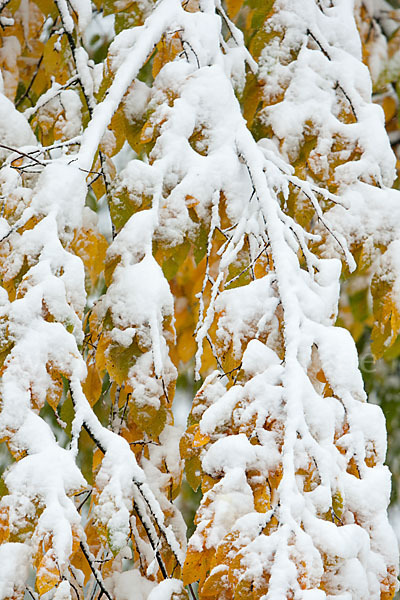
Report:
0,0,399,599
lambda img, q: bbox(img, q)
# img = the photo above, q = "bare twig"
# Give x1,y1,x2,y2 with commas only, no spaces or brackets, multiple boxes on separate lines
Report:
24,75,79,118
224,243,268,287
188,583,198,600
0,144,44,166
131,502,169,579
307,29,357,119
80,541,113,600
16,55,43,108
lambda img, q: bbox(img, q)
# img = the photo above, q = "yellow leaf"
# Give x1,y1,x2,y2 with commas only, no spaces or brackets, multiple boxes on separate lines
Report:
36,553,61,595
225,0,242,18
106,337,142,385
347,457,361,479
242,73,264,129
95,331,110,376
104,255,121,287
42,34,69,85
82,362,102,407
140,119,155,144
380,564,398,600
193,427,210,448
0,506,9,543
152,34,182,79
201,565,230,598
92,447,103,475
183,548,213,587
252,483,271,513
32,0,56,16
371,272,400,359
72,227,108,286
46,362,64,412
89,158,106,200
185,456,202,492
130,398,168,437
382,95,397,123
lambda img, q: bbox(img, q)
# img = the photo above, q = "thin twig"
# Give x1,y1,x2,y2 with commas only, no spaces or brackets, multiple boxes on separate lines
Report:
218,362,242,379
0,144,44,166
206,334,224,372
25,587,38,600
188,583,198,600
224,243,268,287
15,55,43,108
24,75,79,118
307,29,357,119
131,503,169,579
77,489,92,512
80,541,113,600
181,39,200,68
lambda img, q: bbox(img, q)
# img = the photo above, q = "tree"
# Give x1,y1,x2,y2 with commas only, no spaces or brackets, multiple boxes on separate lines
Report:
0,0,398,598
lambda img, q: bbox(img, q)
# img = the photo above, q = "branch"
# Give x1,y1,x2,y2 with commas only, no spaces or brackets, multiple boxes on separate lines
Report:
80,541,113,600
306,29,357,120
15,55,43,108
130,502,169,579
0,144,45,166
24,75,79,118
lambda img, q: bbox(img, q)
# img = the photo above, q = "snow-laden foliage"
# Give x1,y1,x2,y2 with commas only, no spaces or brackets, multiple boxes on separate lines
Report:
0,0,398,599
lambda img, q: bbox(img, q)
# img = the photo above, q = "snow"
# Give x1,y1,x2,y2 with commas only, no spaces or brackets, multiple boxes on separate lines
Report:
54,0,74,34
259,0,396,189
107,570,156,600
0,92,35,160
0,0,397,597
68,0,92,33
0,543,30,598
147,579,184,600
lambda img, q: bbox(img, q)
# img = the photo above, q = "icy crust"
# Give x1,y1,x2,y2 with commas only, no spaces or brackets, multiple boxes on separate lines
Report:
258,0,396,189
